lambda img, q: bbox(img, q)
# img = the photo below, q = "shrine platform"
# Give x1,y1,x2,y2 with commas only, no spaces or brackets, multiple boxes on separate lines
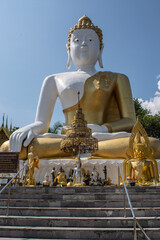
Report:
31,158,160,185
1,158,160,186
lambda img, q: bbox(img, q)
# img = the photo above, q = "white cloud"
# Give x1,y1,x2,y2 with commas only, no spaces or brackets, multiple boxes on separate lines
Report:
140,77,160,115
155,91,160,96
158,80,160,91
156,74,160,80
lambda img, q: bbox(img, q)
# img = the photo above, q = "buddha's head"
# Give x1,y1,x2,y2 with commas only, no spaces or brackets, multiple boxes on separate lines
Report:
67,15,104,69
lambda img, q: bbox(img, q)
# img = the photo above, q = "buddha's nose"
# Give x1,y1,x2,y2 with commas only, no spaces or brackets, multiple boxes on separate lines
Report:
81,41,87,47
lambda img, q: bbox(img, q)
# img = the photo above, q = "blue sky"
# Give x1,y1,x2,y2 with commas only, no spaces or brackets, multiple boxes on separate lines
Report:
0,0,160,128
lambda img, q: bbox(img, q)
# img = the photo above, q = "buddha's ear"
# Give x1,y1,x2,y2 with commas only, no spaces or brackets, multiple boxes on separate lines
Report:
98,44,104,68
66,44,72,69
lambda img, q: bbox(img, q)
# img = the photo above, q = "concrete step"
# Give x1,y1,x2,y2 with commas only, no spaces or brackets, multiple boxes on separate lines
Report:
0,206,160,217
0,216,159,228
0,238,103,240
0,185,160,193
1,198,160,207
0,226,159,239
1,192,160,201
2,185,160,193
0,238,112,240
1,186,160,200
0,186,160,239
0,239,87,240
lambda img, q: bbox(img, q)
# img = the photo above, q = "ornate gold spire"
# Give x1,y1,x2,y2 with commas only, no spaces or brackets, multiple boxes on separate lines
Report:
67,15,103,51
60,92,98,155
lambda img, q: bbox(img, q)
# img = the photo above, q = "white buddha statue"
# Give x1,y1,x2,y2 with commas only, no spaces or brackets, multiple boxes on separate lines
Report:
1,15,160,159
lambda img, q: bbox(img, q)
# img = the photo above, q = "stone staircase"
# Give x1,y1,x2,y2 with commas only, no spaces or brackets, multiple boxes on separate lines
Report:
0,186,160,239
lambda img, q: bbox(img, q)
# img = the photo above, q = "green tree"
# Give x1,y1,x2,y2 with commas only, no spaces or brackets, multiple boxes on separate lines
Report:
11,126,19,134
134,98,150,125
134,98,160,139
48,121,63,134
142,113,160,139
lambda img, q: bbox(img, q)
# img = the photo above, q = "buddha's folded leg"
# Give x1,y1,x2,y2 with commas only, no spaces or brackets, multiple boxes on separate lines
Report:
1,137,129,159
1,136,160,159
94,138,130,158
30,138,72,159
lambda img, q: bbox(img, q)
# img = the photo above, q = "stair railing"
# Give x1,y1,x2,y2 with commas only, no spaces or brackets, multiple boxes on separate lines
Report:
0,161,28,216
118,164,151,240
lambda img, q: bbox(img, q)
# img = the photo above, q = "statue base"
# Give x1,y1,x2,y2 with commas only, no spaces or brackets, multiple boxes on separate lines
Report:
1,158,160,186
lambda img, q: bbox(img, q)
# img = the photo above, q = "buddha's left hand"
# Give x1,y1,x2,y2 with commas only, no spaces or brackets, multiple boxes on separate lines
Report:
87,124,108,133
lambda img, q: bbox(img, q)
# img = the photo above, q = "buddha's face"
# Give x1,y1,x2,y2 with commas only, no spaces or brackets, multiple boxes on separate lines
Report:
134,144,146,160
70,29,100,68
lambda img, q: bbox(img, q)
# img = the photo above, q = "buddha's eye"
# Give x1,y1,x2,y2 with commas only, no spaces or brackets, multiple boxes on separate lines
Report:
75,39,79,42
89,39,92,42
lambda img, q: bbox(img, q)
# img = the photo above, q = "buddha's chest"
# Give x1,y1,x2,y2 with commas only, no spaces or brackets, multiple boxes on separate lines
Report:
132,160,147,172
56,73,91,109
56,72,117,110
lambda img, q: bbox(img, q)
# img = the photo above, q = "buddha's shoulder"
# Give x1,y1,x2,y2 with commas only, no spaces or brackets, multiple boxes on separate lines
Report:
99,71,129,80
44,72,78,82
44,71,130,83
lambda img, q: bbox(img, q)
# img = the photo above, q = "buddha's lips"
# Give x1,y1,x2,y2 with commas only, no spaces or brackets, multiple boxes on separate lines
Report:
80,48,88,52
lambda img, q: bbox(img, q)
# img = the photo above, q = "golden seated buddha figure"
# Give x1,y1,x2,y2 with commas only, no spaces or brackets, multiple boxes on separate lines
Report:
123,119,159,185
1,15,160,159
53,171,67,187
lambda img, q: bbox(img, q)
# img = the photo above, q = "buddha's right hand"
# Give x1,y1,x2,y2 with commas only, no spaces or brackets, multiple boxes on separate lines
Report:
87,124,108,133
9,127,35,152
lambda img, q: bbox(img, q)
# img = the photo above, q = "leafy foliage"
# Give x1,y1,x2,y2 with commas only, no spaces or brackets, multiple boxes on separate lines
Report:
48,121,63,134
134,98,160,139
134,98,150,123
142,114,160,139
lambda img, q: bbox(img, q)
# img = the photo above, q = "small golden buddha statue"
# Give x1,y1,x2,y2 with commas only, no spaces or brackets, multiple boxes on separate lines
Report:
128,144,155,184
25,146,39,186
124,119,159,185
53,170,67,187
